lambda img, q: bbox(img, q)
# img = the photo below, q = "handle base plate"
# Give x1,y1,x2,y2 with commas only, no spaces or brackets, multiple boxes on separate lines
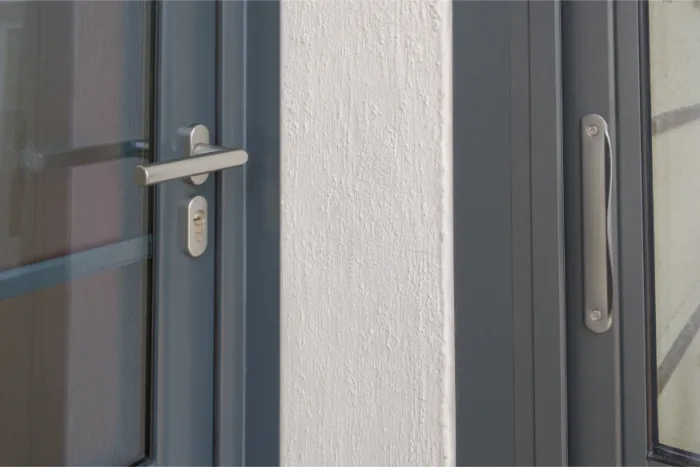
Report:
179,124,210,185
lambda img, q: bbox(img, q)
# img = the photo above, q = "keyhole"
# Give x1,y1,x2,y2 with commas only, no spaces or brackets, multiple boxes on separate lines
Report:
193,210,205,242
193,210,205,225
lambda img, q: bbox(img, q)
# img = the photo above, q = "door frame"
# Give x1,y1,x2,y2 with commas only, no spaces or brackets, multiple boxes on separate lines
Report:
152,1,219,464
453,1,567,464
156,0,258,464
215,1,247,464
614,1,649,464
561,1,622,465
453,1,657,465
235,2,282,466
561,0,651,465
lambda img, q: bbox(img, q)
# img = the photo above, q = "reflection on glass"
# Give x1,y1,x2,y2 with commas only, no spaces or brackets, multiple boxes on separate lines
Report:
0,1,153,465
650,0,700,455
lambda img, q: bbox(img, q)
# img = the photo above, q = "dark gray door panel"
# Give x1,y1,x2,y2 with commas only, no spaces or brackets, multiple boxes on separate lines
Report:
154,1,218,464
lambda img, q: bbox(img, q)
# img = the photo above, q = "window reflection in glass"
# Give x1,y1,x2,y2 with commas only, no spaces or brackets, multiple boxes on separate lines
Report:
0,2,153,464
650,0,700,455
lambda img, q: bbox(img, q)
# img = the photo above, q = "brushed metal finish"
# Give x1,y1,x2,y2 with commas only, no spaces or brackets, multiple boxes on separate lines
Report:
183,125,211,185
134,124,248,186
186,196,208,257
581,113,615,333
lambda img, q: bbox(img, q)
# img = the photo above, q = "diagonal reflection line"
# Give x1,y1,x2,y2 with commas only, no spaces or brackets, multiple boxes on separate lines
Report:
652,103,700,135
0,235,152,302
657,304,700,395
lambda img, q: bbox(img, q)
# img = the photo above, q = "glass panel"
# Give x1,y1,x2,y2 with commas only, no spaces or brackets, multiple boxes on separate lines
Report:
0,1,153,465
649,0,700,456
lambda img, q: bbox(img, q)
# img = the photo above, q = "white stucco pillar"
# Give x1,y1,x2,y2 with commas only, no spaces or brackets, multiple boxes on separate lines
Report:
280,1,454,465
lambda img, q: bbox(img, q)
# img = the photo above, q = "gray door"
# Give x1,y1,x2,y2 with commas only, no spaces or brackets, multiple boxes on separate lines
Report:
563,0,700,464
0,1,238,465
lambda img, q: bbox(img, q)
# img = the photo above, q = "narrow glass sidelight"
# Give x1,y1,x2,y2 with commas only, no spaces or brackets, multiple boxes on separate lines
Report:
581,114,615,334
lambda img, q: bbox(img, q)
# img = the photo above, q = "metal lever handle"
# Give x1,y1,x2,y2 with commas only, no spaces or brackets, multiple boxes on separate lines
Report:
134,124,247,186
581,114,615,333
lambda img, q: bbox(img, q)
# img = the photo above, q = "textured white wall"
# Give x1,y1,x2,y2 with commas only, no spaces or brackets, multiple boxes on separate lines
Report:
280,1,454,465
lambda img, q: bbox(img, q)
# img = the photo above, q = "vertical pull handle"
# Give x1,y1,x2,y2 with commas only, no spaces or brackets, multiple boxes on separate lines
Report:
582,114,615,333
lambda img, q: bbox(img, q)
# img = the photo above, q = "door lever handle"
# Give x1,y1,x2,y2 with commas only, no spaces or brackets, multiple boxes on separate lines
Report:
581,114,615,333
134,124,247,186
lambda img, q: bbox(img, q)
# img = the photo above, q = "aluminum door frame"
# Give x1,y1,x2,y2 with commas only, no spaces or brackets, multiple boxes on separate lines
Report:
215,1,248,465
562,0,650,465
454,1,567,464
217,2,282,465
228,2,283,466
151,2,218,464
